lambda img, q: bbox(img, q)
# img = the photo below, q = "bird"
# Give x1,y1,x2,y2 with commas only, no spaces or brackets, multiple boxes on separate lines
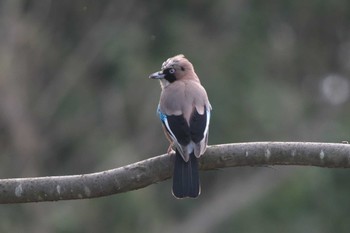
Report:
149,54,211,198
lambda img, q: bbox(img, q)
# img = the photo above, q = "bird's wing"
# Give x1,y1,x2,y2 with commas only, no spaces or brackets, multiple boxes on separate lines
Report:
191,107,210,157
158,107,191,161
158,105,210,160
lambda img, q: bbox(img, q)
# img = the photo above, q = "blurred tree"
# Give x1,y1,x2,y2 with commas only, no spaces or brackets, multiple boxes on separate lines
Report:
0,0,350,232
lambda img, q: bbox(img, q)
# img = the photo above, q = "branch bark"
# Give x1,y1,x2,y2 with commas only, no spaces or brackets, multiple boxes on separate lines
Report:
1,142,349,204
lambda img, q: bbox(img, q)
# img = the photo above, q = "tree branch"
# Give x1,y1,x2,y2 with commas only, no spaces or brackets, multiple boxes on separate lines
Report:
1,142,349,204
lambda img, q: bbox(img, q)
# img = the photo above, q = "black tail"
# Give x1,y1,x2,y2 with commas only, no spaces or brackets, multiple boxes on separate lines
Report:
172,149,200,198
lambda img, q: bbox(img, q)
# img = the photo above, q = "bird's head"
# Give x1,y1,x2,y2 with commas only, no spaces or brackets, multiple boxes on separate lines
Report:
149,54,198,88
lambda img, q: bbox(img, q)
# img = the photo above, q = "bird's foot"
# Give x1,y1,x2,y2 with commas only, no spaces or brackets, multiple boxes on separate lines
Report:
167,144,175,156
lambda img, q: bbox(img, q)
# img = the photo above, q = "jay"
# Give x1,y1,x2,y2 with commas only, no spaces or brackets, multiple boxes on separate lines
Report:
149,54,211,198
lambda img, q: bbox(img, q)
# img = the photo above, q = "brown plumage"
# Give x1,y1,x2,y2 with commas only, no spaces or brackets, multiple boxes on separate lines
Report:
149,54,211,198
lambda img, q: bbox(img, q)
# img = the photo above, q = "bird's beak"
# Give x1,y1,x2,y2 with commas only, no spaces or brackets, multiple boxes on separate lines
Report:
149,71,165,79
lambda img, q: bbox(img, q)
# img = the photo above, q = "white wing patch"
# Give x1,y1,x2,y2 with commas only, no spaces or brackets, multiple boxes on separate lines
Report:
203,109,210,137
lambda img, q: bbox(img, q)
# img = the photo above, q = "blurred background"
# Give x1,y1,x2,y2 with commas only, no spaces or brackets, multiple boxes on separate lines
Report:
0,0,350,232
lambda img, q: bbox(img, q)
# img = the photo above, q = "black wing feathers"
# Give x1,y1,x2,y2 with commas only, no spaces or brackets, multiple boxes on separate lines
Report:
189,108,207,143
166,108,207,146
166,115,191,145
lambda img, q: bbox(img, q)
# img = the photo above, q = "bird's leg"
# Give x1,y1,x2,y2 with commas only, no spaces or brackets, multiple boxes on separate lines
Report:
167,143,175,155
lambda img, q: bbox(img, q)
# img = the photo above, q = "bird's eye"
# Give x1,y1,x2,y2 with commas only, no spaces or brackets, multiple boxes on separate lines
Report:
169,68,175,74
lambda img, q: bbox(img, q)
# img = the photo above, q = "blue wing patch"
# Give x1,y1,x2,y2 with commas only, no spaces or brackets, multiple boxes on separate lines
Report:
157,105,167,123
